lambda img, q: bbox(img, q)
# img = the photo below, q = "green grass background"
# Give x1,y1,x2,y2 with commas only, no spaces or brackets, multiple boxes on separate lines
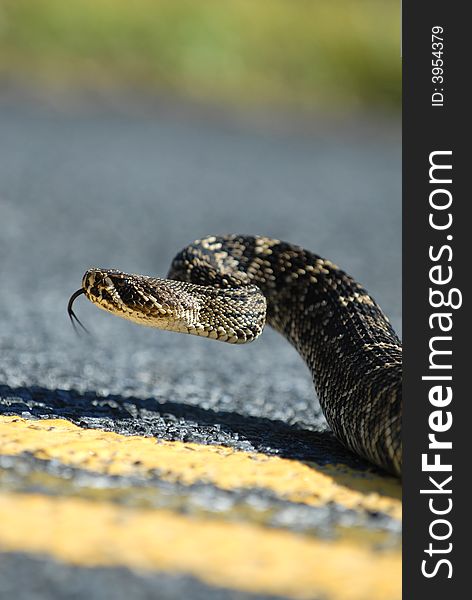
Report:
0,0,400,112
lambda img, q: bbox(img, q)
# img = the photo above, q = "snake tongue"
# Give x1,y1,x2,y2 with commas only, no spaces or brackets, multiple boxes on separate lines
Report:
67,288,89,334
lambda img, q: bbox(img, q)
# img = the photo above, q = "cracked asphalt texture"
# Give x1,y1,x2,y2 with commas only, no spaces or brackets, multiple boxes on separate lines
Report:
0,95,401,599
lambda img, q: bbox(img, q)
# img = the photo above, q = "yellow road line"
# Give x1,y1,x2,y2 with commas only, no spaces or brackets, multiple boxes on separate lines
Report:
0,416,401,519
0,492,401,600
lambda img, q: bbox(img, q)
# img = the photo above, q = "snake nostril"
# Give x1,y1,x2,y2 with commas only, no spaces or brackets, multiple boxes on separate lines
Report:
83,269,114,292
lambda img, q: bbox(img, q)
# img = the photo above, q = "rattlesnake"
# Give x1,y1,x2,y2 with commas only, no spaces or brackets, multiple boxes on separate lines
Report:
68,235,402,475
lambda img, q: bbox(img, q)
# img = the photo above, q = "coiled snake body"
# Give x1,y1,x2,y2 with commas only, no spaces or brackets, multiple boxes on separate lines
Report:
69,235,402,476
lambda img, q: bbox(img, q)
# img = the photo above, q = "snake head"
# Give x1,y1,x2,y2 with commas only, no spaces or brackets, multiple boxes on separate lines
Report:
80,268,202,331
68,267,265,343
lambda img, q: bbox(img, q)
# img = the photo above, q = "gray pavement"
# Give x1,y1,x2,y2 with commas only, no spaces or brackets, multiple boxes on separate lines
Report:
0,96,401,599
0,552,285,600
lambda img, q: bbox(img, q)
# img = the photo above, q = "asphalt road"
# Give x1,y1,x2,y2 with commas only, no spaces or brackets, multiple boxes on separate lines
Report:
0,96,401,600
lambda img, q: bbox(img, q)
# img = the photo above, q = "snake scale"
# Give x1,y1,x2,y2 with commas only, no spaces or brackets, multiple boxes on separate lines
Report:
68,235,402,476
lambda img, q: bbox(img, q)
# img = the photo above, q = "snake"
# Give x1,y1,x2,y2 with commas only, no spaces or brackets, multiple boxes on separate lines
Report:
68,235,402,476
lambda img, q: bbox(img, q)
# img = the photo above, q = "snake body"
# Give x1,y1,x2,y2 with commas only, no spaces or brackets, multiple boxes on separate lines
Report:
70,235,402,476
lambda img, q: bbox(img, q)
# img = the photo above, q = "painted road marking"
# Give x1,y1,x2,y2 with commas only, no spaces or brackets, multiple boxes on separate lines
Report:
0,457,400,551
0,492,401,600
0,416,401,519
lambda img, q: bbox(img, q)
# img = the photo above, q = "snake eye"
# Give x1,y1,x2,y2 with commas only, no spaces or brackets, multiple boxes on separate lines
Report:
111,276,127,289
100,289,114,303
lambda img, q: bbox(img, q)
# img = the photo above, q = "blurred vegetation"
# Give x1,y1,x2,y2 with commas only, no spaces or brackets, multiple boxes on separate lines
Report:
0,0,400,113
